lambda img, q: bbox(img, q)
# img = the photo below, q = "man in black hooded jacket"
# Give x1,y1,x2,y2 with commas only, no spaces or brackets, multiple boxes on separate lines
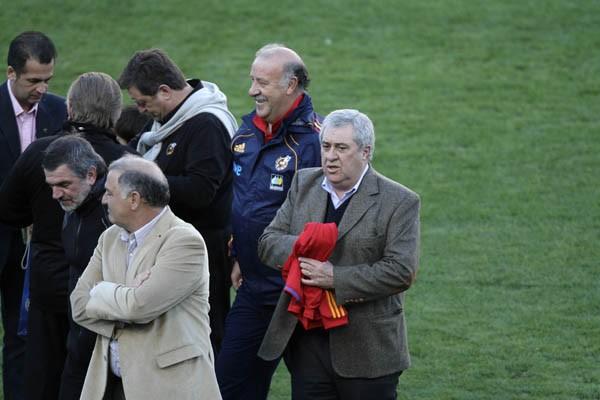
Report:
42,135,111,400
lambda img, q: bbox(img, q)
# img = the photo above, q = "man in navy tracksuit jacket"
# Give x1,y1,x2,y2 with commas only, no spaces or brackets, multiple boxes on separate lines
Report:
216,44,321,400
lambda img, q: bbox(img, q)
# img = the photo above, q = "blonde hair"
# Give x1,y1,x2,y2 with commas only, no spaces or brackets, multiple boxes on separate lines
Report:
67,72,122,129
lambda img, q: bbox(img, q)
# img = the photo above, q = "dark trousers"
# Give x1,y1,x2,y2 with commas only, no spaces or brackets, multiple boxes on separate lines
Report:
0,231,26,400
216,290,280,400
58,309,96,400
24,305,69,400
286,328,401,400
199,228,232,356
103,369,125,400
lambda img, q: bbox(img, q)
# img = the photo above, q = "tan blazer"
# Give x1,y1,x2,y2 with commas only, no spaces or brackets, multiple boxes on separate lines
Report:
257,167,420,378
71,207,221,400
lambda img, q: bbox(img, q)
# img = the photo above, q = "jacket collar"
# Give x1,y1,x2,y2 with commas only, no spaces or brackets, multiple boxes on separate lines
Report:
0,81,22,158
336,167,379,241
241,92,318,139
304,167,379,241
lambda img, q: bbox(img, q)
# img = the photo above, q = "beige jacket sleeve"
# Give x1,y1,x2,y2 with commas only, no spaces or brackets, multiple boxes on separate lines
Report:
84,226,205,324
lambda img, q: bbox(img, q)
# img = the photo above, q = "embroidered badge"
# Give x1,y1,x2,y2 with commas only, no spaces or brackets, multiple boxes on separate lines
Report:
269,174,284,191
233,143,246,153
275,155,292,171
166,142,177,156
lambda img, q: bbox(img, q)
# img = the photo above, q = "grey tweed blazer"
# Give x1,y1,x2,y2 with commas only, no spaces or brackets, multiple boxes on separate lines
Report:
257,166,420,378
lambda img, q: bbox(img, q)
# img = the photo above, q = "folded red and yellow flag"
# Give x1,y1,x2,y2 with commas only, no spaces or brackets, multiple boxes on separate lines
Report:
282,222,348,330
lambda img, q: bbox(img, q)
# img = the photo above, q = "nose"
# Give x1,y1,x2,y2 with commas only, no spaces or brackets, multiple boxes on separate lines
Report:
136,104,146,114
323,147,338,161
248,81,259,97
36,82,48,94
101,192,108,205
51,186,62,200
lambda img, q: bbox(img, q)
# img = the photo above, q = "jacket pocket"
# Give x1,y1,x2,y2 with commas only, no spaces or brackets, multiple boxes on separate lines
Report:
156,343,204,368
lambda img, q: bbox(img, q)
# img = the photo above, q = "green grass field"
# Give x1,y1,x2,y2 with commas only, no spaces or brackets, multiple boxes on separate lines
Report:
2,1,599,398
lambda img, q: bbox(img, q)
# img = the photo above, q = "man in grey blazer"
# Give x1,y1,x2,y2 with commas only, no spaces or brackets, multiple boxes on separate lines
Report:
71,155,221,400
257,109,420,399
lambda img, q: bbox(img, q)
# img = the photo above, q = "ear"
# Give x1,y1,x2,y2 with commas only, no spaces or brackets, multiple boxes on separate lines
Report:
157,84,171,99
286,76,298,95
7,66,16,80
362,145,372,160
86,166,98,185
129,191,142,211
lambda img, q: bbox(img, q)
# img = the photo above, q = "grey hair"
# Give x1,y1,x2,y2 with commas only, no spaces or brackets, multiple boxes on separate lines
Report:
67,72,123,130
320,109,375,161
255,43,310,90
108,156,170,207
42,135,106,178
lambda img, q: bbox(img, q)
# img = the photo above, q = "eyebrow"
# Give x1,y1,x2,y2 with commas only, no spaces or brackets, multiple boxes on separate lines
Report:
47,179,71,186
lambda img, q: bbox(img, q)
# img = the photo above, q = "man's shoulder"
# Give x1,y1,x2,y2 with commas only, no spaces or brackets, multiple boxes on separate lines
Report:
177,111,228,139
296,167,323,186
0,81,9,99
98,224,121,244
21,135,61,158
39,92,67,112
158,209,202,239
0,81,13,113
372,169,420,204
286,100,322,136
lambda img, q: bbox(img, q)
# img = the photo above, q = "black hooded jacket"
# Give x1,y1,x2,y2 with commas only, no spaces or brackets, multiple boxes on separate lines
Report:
62,175,109,293
0,122,136,312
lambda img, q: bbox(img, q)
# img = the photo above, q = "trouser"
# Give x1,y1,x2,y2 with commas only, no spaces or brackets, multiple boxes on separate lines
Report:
0,230,26,400
24,305,69,400
58,304,96,400
216,290,280,400
103,369,125,400
286,327,401,400
199,228,232,356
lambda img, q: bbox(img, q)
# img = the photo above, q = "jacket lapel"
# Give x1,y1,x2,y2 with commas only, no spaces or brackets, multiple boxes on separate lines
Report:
306,177,327,224
35,103,56,138
336,167,379,241
0,82,21,159
125,208,174,282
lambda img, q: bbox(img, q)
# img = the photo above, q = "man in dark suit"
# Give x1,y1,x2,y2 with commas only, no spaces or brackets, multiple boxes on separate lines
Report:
257,109,421,399
118,49,238,354
0,31,66,400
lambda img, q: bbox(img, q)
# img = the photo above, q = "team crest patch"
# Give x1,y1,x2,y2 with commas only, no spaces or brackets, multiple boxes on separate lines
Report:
275,155,291,171
166,142,177,156
233,143,246,153
270,174,284,191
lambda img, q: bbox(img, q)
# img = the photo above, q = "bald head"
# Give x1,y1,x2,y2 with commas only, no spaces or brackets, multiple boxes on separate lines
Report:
254,43,310,90
255,44,302,62
108,155,170,207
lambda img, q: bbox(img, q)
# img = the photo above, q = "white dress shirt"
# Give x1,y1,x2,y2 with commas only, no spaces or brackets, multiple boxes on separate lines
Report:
320,164,369,209
100,207,168,377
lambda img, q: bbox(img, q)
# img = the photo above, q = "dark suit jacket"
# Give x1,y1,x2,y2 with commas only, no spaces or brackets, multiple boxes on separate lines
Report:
257,167,420,378
0,80,67,271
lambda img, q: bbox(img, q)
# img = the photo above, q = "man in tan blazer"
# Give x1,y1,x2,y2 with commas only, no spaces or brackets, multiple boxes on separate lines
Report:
71,155,221,400
257,109,420,399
